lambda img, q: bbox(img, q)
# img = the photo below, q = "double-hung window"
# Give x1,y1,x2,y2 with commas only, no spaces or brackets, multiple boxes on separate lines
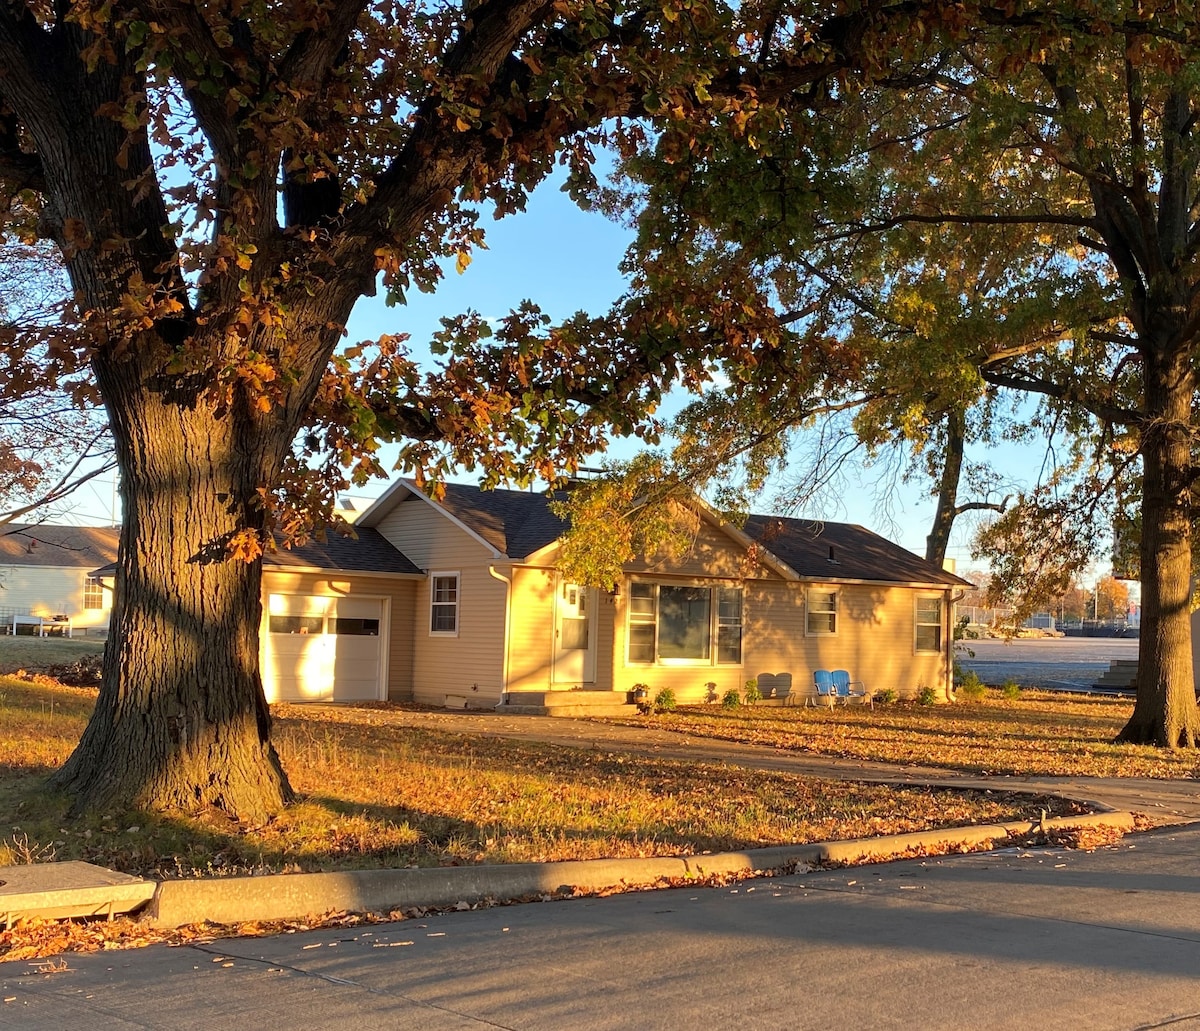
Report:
430,572,460,635
915,596,942,653
627,582,742,665
806,589,837,635
83,575,105,610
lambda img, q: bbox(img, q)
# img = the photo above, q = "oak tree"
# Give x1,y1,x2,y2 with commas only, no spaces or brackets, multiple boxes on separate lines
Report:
0,0,916,818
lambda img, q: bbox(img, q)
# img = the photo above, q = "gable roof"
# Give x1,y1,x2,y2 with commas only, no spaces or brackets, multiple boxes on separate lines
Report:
0,525,119,568
266,527,422,575
742,515,969,588
365,481,968,587
434,482,568,560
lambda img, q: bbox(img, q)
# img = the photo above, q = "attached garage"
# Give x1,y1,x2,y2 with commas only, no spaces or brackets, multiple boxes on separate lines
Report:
262,593,389,703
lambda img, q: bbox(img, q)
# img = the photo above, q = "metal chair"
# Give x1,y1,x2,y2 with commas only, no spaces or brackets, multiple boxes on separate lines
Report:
832,669,872,708
813,669,836,708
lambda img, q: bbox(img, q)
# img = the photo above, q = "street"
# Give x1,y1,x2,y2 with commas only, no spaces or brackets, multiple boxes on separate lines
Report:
6,822,1200,1030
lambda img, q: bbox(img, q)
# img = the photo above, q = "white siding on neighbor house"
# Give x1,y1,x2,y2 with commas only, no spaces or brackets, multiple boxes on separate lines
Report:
373,496,507,707
0,565,111,629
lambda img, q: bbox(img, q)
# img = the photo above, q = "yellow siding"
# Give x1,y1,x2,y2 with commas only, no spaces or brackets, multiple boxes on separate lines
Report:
505,568,619,695
610,577,953,703
622,516,779,580
372,501,508,707
372,493,493,570
507,566,555,692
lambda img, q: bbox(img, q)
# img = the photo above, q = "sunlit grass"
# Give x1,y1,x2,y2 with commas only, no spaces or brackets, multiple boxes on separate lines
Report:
608,691,1200,779
0,677,1064,878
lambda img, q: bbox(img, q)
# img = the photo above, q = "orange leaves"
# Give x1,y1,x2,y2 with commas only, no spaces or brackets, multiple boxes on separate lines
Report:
117,270,185,332
225,528,265,563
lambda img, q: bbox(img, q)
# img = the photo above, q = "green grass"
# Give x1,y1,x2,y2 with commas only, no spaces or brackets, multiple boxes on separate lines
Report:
0,676,1068,879
0,635,103,674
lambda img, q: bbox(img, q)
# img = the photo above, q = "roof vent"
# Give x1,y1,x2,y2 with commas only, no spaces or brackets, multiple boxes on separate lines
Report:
827,545,838,563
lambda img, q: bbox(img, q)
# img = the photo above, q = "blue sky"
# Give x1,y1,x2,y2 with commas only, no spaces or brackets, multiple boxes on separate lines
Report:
69,170,1027,572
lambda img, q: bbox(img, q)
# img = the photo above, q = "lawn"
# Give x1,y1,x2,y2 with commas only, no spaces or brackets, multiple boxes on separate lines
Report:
0,675,1071,879
0,634,103,676
611,692,1200,779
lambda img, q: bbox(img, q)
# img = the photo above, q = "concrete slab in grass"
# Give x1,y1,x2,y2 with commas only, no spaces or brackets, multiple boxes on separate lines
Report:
0,860,156,925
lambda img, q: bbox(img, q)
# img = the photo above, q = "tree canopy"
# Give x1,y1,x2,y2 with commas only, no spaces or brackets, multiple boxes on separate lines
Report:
8,0,1200,822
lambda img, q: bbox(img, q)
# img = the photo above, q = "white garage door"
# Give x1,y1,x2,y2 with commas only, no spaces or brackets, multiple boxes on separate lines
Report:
262,594,385,703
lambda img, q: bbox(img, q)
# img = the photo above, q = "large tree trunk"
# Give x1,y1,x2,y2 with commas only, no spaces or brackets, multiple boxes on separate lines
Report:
925,408,966,566
1118,341,1200,746
51,368,295,820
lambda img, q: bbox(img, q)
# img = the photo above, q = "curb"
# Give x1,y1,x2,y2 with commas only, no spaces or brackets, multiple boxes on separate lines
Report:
145,810,1134,928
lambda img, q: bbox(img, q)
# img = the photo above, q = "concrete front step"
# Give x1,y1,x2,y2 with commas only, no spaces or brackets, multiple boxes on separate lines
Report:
497,691,641,718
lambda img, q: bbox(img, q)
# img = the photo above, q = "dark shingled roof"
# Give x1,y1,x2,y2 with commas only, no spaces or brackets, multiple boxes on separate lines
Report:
267,526,421,574
0,525,119,568
435,482,568,560
427,483,967,586
742,515,969,586
69,526,419,578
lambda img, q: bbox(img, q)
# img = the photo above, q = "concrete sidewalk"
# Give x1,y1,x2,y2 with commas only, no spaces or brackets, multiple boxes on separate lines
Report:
6,823,1200,1030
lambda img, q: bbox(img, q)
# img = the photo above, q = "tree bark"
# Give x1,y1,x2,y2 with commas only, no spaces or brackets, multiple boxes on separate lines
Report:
1117,340,1200,746
925,408,966,566
51,362,295,819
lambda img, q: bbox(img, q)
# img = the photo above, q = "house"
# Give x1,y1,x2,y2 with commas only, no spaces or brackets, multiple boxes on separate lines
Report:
10,482,971,709
14,522,423,704
0,525,120,633
356,481,972,711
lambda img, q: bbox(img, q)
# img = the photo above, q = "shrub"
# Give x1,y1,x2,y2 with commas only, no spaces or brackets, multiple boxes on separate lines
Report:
1002,680,1021,699
957,672,986,702
704,681,718,703
653,687,677,713
917,685,939,706
875,688,898,705
743,678,762,705
721,688,742,709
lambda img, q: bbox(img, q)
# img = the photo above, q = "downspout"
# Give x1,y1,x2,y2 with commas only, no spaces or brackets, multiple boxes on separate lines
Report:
489,565,513,705
947,589,967,700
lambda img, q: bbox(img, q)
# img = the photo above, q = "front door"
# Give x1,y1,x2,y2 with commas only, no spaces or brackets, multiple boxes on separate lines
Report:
553,580,597,685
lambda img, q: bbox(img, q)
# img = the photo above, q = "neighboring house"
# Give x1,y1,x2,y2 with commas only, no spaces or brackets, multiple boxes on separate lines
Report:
358,481,972,710
0,525,120,631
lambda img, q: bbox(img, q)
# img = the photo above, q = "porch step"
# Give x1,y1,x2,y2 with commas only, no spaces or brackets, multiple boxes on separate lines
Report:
496,691,640,718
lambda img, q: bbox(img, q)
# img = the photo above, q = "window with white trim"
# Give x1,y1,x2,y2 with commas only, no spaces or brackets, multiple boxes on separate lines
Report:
430,572,460,635
806,589,837,635
915,596,942,653
626,582,742,665
83,575,105,610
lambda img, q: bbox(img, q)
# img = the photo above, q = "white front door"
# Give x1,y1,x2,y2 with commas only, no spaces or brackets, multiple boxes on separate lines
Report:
552,580,597,685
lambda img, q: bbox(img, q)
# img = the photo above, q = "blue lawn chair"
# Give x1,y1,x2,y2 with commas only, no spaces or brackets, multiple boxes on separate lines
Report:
813,669,836,708
832,669,872,708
